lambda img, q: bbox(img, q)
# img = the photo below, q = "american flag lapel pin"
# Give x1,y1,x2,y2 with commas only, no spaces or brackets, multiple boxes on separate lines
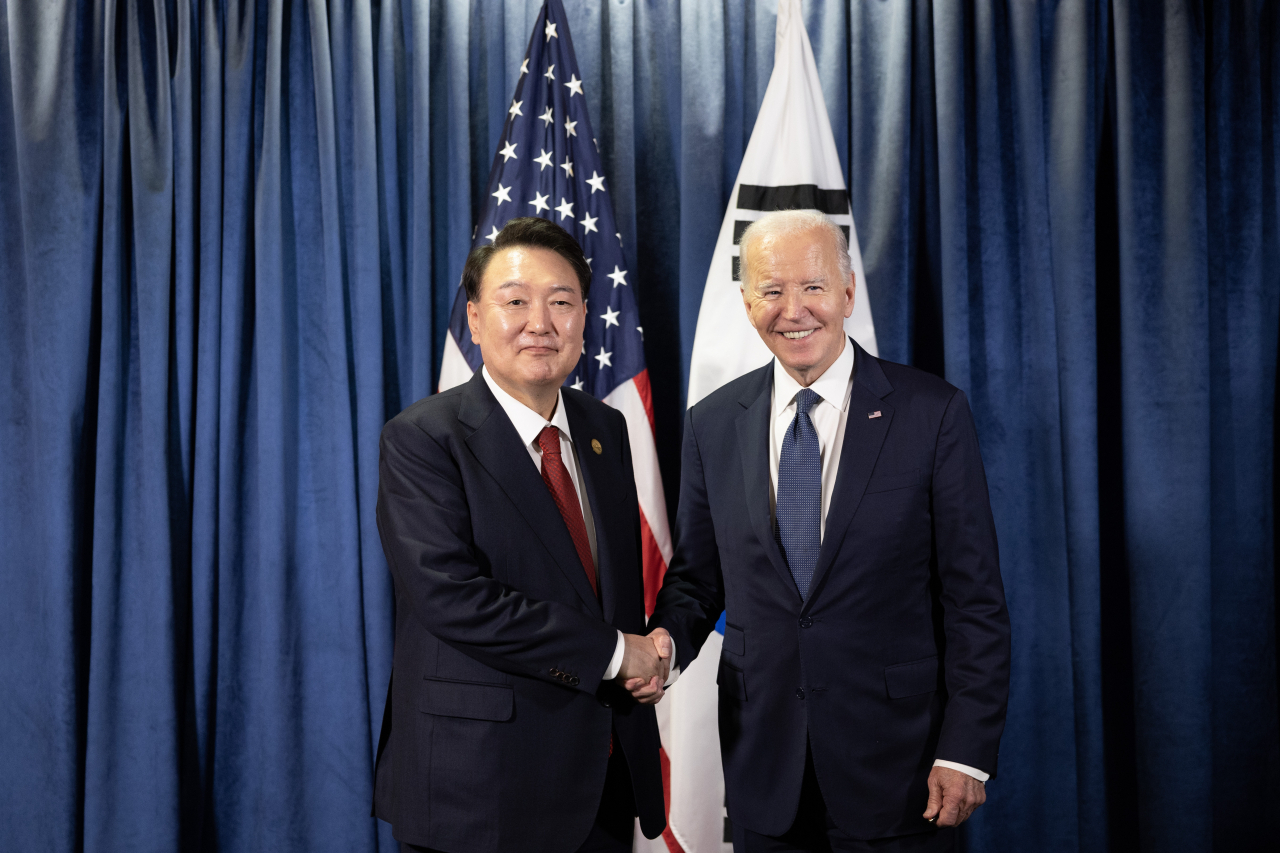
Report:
868,411,882,419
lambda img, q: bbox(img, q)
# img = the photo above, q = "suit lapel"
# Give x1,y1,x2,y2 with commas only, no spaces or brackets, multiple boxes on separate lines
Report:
802,341,894,614
459,373,601,614
735,366,799,598
563,394,618,624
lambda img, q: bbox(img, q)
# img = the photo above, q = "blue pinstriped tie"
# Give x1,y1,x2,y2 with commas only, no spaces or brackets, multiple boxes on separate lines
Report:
777,388,821,599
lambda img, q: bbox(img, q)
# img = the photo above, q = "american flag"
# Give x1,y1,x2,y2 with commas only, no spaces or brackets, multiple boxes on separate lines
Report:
438,0,672,615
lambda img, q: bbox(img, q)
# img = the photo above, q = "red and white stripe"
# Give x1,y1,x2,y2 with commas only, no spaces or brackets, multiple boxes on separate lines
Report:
602,370,671,614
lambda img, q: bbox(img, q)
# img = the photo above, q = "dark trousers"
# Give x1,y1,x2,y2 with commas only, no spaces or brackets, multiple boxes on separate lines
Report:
400,741,635,853
732,747,955,853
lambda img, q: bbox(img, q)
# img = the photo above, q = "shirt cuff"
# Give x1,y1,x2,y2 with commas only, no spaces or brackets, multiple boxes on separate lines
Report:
603,630,626,681
932,759,989,782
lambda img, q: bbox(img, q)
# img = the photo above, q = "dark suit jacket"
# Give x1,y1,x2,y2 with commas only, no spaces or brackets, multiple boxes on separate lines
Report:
651,340,1010,840
373,371,665,852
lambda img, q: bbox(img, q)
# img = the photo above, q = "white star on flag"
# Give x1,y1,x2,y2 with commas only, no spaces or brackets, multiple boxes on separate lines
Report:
564,118,577,137
580,212,598,233
519,58,529,76
556,198,574,220
534,149,553,170
586,171,606,193
543,64,555,82
607,266,627,287
485,225,500,243
499,141,517,162
492,183,512,205
594,347,612,368
600,305,620,327
565,74,583,96
560,159,574,178
528,192,550,214
539,107,554,128
571,378,584,391
636,325,644,338
508,99,522,118
544,21,557,40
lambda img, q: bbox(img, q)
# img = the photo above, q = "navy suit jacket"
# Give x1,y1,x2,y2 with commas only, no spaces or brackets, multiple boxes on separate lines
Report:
651,340,1010,840
373,371,665,852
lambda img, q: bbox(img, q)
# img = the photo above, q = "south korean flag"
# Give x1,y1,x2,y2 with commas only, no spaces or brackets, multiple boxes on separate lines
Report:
685,0,877,409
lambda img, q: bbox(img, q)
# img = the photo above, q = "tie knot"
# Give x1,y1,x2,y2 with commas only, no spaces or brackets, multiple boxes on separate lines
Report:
537,425,561,456
795,388,819,416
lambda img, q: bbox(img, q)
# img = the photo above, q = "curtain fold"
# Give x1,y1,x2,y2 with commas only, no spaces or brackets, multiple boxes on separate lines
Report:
1,2,1275,852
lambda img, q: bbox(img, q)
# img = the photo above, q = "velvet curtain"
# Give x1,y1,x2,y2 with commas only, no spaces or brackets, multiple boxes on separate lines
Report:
1,2,1275,852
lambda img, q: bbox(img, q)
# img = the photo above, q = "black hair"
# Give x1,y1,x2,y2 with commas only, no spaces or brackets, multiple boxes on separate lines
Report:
461,217,592,302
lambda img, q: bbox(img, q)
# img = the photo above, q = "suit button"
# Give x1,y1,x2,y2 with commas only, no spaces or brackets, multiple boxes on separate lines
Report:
601,699,612,708
796,688,806,700
799,617,813,628
570,676,580,686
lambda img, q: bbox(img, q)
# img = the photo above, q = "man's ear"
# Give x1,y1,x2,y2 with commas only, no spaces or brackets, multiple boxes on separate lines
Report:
844,272,856,319
466,301,481,343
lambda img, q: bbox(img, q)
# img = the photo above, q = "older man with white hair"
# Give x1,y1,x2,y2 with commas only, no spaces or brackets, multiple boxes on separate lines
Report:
649,210,1011,852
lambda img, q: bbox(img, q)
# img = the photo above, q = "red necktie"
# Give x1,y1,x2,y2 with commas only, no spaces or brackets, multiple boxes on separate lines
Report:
537,426,598,597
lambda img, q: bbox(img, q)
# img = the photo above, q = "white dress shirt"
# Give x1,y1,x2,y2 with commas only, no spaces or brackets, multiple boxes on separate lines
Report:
765,342,988,783
481,368,628,681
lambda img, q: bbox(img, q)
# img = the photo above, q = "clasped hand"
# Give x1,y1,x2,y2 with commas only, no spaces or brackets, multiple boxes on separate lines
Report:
613,628,673,705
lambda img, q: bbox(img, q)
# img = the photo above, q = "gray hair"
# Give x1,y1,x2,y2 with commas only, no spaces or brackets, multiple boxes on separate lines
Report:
738,209,851,291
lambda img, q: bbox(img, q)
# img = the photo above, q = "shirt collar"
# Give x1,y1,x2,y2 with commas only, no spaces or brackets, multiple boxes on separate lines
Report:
482,366,574,450
772,336,855,416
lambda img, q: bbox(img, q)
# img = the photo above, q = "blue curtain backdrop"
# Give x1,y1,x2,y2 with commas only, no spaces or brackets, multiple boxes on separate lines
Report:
1,1,1276,852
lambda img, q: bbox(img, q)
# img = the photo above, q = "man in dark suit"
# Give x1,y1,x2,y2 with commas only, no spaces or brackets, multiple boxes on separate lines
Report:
647,210,1010,852
374,217,670,853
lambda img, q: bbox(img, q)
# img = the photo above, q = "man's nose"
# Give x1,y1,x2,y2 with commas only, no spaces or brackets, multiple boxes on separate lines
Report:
781,289,807,320
526,300,552,332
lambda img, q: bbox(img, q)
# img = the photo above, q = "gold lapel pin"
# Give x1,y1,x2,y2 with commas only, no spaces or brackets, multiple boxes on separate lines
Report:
868,411,882,419
591,439,603,455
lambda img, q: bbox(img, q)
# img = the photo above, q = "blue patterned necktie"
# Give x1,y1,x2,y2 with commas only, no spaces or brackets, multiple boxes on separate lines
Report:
776,388,822,599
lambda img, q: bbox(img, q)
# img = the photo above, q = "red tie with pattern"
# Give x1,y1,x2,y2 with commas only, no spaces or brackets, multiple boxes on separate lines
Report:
537,426,598,597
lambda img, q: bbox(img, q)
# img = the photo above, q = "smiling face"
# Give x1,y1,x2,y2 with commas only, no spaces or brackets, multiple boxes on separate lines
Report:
467,245,586,411
741,225,855,386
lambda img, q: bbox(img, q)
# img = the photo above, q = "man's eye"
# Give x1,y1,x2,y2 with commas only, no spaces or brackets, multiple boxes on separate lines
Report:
508,299,524,306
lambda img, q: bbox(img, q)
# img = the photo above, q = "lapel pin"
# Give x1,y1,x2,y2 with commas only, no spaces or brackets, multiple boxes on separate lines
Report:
868,411,882,419
591,439,603,454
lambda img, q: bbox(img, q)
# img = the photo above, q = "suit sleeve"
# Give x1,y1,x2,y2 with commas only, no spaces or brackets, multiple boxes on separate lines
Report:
931,389,1011,777
649,406,725,671
376,415,618,694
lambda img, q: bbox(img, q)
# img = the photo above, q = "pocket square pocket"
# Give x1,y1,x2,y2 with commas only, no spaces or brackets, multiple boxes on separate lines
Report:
864,468,921,495
884,656,940,699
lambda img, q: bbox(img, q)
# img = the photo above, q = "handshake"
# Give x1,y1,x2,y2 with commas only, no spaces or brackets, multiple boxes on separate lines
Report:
613,627,673,705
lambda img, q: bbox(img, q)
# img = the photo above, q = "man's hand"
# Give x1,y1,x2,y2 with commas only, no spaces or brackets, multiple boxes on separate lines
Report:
922,765,986,827
616,628,672,705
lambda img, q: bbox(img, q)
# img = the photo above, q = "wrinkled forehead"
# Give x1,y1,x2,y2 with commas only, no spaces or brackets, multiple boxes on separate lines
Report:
743,227,841,282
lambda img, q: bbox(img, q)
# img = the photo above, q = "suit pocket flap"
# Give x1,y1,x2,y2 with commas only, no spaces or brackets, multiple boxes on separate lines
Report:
884,656,939,699
722,623,745,656
865,468,921,494
717,659,747,701
420,678,514,721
